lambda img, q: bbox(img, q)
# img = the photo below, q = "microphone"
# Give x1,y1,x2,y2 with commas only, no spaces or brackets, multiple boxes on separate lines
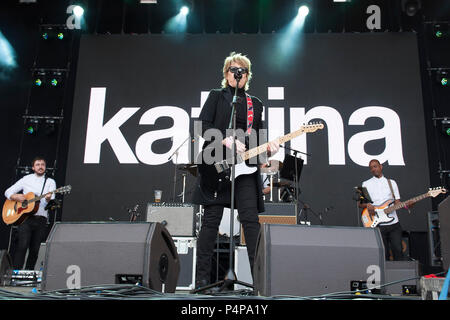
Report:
229,67,248,75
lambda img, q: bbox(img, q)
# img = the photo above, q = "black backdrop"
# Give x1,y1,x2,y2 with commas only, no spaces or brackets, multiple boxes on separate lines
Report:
63,32,431,231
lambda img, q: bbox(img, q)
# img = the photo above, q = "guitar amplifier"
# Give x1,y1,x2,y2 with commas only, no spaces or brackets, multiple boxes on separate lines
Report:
241,203,297,245
146,203,196,237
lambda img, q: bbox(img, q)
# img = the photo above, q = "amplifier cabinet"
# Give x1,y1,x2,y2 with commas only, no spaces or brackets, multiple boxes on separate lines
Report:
147,203,195,236
241,215,297,245
241,203,297,245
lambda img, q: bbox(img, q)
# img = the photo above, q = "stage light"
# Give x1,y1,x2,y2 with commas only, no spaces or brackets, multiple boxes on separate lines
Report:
33,70,46,87
57,32,64,40
180,6,189,16
73,5,84,18
0,30,17,71
165,1,193,33
25,118,39,134
298,5,309,17
441,119,450,136
44,119,57,135
436,70,449,87
401,0,421,17
433,23,449,39
42,32,49,40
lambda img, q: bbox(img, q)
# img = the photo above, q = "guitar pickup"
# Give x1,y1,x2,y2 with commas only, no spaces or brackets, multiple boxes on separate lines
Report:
215,160,230,173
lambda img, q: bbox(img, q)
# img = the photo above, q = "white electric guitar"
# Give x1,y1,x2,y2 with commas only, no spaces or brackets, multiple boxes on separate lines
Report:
197,123,324,194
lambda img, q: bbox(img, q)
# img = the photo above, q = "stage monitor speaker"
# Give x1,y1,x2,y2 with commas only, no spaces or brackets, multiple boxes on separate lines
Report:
438,196,450,270
41,222,180,292
0,250,12,286
253,224,385,297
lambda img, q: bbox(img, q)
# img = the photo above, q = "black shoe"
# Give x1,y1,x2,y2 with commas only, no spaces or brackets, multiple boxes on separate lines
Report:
195,279,209,290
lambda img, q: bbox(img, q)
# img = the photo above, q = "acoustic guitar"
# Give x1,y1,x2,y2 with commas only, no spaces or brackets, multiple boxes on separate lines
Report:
2,185,71,225
361,187,446,228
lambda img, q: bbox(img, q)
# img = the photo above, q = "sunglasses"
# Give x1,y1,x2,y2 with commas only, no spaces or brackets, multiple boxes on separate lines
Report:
228,66,248,74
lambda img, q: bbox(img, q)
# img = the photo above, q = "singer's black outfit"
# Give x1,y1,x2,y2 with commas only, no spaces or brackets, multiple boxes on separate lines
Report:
192,86,265,287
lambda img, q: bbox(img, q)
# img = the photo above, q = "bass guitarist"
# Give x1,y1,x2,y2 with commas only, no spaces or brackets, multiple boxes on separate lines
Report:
192,52,279,289
358,159,413,261
4,156,56,270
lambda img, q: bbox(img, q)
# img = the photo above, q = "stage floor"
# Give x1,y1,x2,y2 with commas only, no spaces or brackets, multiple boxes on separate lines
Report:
0,285,423,301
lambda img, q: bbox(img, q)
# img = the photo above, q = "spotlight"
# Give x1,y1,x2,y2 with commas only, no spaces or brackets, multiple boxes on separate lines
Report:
50,71,63,87
436,70,449,87
73,5,84,18
433,23,449,39
33,70,46,86
401,0,421,17
42,32,49,40
298,5,309,17
57,32,64,40
441,119,450,136
25,118,39,134
180,6,189,16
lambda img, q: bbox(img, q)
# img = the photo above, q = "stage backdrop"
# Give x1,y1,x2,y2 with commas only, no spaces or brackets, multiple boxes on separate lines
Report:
64,33,431,231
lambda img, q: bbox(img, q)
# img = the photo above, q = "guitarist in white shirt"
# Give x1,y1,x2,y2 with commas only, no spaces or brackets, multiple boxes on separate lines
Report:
4,157,56,270
358,159,413,261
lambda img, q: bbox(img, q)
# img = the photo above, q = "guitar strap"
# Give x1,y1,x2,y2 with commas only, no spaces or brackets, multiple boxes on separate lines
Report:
40,175,48,197
245,93,254,134
387,178,395,200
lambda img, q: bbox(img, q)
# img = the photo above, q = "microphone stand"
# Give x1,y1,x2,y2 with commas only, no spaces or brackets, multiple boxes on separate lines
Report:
193,72,253,294
168,135,191,203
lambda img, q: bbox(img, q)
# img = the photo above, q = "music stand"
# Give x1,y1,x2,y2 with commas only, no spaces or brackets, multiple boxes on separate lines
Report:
280,154,304,222
353,186,372,226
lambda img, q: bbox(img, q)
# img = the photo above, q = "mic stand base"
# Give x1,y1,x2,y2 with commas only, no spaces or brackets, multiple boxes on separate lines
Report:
190,269,254,294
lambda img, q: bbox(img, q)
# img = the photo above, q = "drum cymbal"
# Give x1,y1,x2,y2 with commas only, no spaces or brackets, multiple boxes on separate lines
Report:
177,164,198,176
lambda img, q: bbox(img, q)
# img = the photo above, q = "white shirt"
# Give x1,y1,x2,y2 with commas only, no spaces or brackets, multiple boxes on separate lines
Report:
362,175,401,226
5,173,57,219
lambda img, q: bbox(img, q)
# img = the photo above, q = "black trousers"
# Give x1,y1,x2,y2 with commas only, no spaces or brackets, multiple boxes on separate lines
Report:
196,174,261,284
379,222,405,261
13,215,48,270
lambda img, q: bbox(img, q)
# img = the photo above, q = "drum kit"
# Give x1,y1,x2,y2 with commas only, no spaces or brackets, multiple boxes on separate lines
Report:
261,159,298,203
176,160,298,203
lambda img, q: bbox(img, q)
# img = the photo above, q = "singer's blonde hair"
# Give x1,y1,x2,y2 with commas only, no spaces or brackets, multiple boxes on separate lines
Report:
221,52,252,91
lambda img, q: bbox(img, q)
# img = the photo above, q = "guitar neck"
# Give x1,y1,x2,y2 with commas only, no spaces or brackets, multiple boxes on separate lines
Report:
242,128,305,161
28,190,56,204
384,193,429,214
